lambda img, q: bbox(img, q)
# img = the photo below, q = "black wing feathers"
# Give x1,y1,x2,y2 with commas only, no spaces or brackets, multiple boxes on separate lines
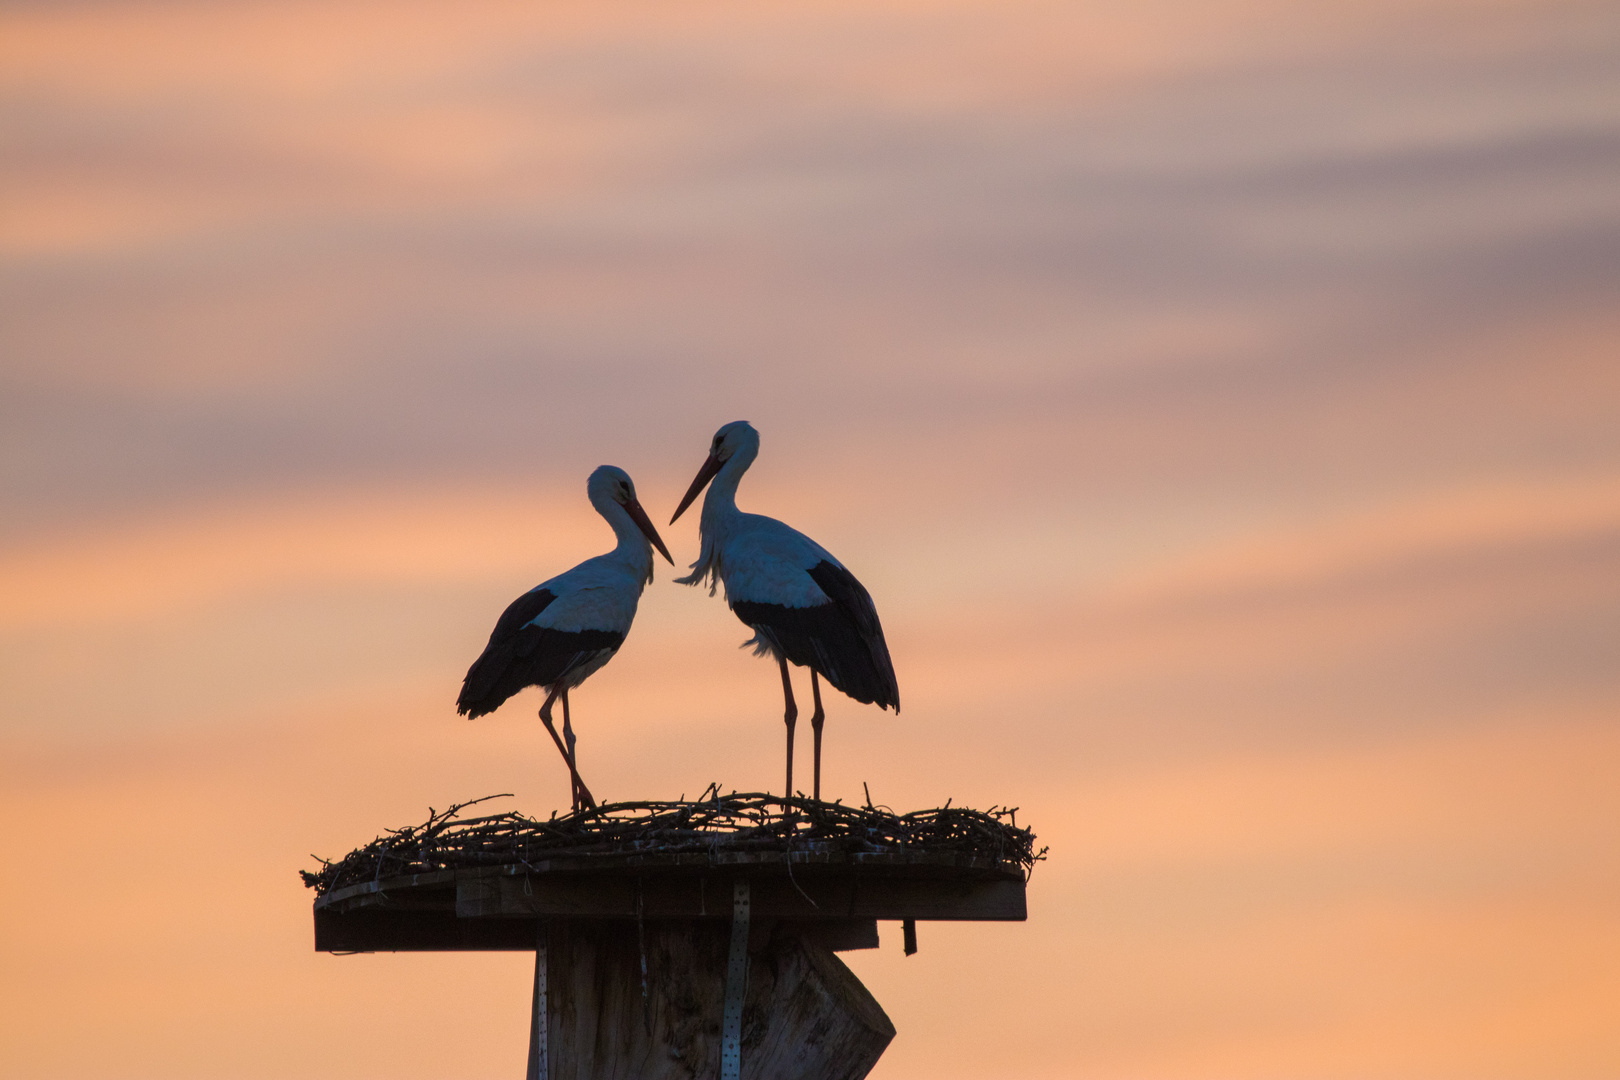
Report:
486,587,557,643
807,561,900,711
731,560,899,712
456,588,623,718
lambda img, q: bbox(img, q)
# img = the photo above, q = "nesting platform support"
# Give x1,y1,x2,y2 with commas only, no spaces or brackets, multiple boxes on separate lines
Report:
522,912,893,1079
314,853,1026,1079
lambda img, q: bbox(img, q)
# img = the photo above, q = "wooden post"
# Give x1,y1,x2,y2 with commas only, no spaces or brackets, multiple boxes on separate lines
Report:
538,916,893,1079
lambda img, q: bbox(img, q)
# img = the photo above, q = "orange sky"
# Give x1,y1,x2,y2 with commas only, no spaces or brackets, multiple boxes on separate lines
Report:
2,0,1617,1077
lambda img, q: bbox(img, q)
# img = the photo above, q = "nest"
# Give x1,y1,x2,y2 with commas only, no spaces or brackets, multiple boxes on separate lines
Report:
301,785,1046,897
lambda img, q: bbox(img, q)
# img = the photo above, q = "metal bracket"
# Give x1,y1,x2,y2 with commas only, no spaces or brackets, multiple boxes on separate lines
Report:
720,880,751,1080
526,930,548,1080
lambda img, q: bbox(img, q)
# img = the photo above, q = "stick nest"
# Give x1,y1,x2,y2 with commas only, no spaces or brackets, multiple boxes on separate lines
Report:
301,785,1046,897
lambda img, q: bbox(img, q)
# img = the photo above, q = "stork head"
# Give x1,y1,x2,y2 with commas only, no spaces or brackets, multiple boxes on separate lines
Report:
709,420,757,462
670,421,757,524
589,465,674,564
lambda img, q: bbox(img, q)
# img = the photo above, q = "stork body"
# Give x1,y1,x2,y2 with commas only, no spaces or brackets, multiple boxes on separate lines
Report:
671,422,898,802
458,466,672,808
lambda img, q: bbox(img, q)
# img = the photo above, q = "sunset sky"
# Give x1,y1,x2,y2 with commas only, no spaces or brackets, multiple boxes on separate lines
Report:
2,0,1618,1077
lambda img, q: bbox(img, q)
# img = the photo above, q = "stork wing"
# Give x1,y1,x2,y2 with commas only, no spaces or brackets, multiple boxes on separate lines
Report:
489,587,558,646
807,561,900,712
457,588,557,717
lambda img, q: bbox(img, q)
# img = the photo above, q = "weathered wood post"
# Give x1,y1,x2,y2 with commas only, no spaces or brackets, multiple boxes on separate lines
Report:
308,794,1040,1079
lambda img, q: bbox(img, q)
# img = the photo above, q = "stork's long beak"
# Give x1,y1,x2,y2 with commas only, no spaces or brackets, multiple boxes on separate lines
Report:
625,498,675,564
669,453,722,524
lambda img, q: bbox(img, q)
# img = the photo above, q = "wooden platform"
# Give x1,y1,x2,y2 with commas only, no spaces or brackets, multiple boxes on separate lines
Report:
307,801,1038,1078
314,848,1026,953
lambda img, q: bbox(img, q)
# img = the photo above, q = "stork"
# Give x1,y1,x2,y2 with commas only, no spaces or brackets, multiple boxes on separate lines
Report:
457,465,673,809
669,421,898,802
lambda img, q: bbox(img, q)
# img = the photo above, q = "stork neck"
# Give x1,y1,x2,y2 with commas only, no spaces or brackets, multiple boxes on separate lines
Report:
701,446,753,526
594,493,654,570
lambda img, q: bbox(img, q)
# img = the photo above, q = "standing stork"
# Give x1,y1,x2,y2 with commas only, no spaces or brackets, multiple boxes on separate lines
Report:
669,421,898,802
457,465,673,809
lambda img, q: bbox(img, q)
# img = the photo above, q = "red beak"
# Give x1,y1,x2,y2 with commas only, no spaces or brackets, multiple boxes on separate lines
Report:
670,453,722,525
625,498,675,564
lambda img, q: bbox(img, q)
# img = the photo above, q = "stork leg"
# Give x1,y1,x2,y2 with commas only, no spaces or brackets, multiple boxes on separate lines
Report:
779,656,798,807
809,670,825,802
537,685,572,766
561,688,578,809
538,687,594,811
561,689,595,810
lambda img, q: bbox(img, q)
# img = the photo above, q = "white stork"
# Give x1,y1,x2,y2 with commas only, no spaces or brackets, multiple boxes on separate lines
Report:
669,421,899,802
458,465,673,809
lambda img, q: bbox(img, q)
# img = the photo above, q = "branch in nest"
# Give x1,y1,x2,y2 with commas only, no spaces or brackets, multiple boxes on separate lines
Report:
302,790,1045,896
